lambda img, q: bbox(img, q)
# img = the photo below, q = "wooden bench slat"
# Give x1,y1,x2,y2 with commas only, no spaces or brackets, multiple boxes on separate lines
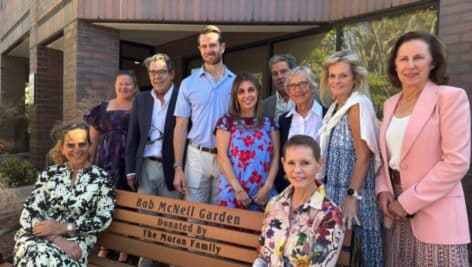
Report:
113,208,260,248
97,232,251,267
88,255,134,267
105,221,258,263
115,190,263,231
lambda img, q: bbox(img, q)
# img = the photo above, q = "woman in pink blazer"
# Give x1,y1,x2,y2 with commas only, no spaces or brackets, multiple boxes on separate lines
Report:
376,31,470,266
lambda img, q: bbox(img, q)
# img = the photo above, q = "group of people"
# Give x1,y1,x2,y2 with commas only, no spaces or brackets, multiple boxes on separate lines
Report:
12,24,470,267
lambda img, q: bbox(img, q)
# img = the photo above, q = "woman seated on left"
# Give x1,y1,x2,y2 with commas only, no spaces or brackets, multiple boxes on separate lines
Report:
13,122,115,266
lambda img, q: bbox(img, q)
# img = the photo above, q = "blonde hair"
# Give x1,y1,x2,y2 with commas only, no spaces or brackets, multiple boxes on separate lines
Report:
319,51,369,106
47,121,90,165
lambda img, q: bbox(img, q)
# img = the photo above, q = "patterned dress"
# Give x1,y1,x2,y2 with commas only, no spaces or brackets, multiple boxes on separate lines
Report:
256,182,344,266
14,164,115,266
84,101,130,190
215,114,278,211
322,115,383,267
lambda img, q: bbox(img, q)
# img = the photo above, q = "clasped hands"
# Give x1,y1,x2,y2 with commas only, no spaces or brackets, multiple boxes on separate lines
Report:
378,192,412,220
235,185,270,208
33,219,82,261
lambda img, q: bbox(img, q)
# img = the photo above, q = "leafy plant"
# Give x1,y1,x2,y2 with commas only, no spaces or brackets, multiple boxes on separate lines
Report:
0,156,38,187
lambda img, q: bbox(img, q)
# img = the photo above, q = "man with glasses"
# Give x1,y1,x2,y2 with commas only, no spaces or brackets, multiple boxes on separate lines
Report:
126,53,181,198
262,54,297,121
173,25,235,204
126,53,181,266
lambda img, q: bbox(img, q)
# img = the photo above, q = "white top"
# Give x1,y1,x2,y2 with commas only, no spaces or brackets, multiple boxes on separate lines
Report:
275,91,295,121
286,99,323,142
143,86,174,158
386,115,410,170
318,92,381,172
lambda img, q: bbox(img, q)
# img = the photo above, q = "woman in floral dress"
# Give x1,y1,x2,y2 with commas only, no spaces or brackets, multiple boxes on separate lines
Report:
84,70,137,191
13,122,115,267
254,135,344,267
215,72,279,211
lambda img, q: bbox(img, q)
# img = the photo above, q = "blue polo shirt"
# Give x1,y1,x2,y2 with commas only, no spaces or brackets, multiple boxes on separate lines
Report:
174,66,235,148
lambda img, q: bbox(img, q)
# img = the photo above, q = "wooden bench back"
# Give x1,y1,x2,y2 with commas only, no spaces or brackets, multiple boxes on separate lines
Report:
97,190,263,267
96,190,359,267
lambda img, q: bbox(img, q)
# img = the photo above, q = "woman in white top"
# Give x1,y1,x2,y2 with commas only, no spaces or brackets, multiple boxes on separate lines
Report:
318,51,383,267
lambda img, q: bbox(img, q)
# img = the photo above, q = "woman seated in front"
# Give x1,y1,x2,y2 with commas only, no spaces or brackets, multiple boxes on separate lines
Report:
13,122,115,266
254,135,344,267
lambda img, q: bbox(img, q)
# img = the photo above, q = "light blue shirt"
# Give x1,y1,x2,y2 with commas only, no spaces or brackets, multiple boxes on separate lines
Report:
174,66,235,148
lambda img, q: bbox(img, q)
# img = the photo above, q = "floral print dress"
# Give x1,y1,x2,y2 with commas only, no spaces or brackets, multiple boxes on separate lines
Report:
14,164,115,267
256,182,344,267
215,114,278,211
84,101,130,190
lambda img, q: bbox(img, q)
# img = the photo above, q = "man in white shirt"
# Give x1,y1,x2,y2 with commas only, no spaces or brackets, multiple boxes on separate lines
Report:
126,54,181,267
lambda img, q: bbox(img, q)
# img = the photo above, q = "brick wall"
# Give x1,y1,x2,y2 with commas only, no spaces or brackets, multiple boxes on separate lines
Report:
63,20,119,121
438,0,472,261
29,47,63,168
0,55,28,152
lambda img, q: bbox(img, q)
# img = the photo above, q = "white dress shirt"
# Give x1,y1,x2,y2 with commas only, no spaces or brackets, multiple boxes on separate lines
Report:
287,99,323,142
143,85,174,158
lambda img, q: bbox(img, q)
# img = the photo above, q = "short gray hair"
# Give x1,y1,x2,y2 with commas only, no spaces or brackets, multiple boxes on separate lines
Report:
143,53,175,72
268,54,297,71
286,66,318,94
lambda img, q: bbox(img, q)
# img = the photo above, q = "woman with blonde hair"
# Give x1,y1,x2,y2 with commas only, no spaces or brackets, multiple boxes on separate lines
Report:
14,122,115,266
318,51,383,266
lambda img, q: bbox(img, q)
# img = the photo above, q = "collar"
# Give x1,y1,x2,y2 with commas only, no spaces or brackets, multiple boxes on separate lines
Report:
151,84,174,105
197,65,235,78
275,91,292,104
286,98,323,118
278,180,326,210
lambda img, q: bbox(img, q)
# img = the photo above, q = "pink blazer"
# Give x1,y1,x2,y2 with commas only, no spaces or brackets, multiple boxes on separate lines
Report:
376,81,471,244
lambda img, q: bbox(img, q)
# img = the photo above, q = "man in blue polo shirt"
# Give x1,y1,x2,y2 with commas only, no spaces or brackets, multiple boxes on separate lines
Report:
173,25,235,204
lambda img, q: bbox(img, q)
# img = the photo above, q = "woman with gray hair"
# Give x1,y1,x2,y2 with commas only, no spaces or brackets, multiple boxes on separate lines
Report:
275,66,326,193
318,51,383,267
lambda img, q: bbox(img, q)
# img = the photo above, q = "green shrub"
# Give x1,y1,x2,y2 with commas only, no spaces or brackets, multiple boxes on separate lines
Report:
0,157,38,187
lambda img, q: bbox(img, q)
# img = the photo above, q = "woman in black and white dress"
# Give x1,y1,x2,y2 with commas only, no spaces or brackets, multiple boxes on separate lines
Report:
13,122,115,266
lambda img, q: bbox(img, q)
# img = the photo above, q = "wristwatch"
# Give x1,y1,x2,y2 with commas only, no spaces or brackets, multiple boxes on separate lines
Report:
173,162,183,169
347,188,363,200
66,223,75,233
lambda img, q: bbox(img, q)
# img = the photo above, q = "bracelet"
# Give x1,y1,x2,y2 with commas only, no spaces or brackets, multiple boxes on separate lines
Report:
234,186,244,193
51,235,58,243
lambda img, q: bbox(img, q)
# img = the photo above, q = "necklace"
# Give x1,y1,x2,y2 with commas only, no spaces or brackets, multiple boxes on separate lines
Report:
291,184,317,210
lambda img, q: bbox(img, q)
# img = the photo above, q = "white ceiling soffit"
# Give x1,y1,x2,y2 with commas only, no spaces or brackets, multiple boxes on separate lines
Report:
93,23,315,46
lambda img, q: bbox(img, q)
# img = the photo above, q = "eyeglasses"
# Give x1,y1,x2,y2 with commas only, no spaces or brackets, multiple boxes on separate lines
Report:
148,69,169,77
146,126,163,145
287,80,310,91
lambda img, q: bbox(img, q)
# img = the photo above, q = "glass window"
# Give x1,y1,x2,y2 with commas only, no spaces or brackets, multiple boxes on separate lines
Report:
120,41,155,91
225,45,268,96
273,30,336,84
342,5,438,117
